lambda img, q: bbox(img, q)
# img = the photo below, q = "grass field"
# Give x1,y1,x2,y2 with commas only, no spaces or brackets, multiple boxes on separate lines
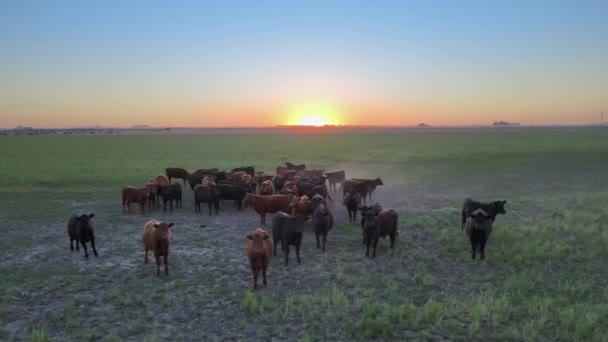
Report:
1,127,608,340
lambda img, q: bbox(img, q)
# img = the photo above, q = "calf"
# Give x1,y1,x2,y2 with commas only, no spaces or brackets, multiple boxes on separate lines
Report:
361,208,398,257
153,175,170,201
243,193,292,225
194,184,220,215
312,204,334,252
246,228,272,290
144,181,158,207
325,170,346,191
271,211,306,265
122,186,149,214
67,213,99,258
142,219,174,275
161,183,182,212
461,198,507,229
464,208,493,260
165,167,189,185
343,189,362,223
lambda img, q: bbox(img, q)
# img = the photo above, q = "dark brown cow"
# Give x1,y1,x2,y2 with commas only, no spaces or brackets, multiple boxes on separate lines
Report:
246,228,272,290
242,193,292,225
351,178,384,202
122,186,150,214
165,168,189,185
342,180,369,204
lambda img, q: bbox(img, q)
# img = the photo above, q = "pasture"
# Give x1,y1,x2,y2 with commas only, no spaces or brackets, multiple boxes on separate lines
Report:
1,127,608,341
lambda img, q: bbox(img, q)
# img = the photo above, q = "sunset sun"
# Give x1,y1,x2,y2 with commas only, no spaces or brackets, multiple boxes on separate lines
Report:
288,103,341,126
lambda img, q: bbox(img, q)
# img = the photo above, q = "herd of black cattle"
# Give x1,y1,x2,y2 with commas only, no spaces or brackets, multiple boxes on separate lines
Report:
66,162,507,287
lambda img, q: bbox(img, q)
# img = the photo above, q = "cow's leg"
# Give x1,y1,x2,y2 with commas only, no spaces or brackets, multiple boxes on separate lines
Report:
163,200,167,212
127,202,132,213
372,237,378,258
81,241,89,259
164,254,169,275
322,233,327,252
470,236,476,260
295,243,301,264
262,265,268,287
480,239,486,260
144,248,149,264
91,239,99,257
155,254,161,275
365,237,370,256
390,233,396,249
70,238,74,251
252,267,258,290
315,232,320,249
170,200,173,212
75,239,80,251
261,214,265,226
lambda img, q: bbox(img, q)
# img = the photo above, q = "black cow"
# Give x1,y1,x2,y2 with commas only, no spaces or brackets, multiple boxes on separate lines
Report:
68,213,99,258
343,189,362,223
361,208,398,257
461,198,507,229
161,183,182,212
218,182,251,210
271,211,306,265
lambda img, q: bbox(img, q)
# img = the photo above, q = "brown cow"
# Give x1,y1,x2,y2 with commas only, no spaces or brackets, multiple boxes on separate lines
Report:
259,180,275,195
290,195,312,218
242,193,292,225
142,219,174,275
246,228,272,290
153,175,170,202
144,181,158,207
165,168,189,185
122,186,149,214
231,171,247,182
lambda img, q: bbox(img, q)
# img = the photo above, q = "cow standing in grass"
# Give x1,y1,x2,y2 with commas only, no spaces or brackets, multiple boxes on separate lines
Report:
246,228,272,290
143,219,174,275
68,213,99,259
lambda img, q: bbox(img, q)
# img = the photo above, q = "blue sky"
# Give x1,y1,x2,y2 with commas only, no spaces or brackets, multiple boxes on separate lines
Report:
1,0,607,127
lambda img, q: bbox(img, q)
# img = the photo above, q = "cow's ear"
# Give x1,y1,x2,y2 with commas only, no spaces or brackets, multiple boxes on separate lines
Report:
89,213,95,219
502,200,507,204
263,234,270,240
153,224,160,228
168,223,174,228
247,235,253,240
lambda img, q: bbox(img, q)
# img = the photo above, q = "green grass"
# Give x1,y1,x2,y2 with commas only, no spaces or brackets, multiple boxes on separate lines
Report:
1,127,608,340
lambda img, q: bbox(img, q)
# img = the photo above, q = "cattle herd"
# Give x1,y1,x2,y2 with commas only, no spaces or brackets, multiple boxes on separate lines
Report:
67,162,508,290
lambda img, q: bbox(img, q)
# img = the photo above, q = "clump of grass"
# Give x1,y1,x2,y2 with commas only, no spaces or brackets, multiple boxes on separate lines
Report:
242,291,273,315
30,329,50,342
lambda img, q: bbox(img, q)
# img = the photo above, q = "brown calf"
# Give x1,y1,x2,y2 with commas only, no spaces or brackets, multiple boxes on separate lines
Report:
246,228,272,290
142,219,174,275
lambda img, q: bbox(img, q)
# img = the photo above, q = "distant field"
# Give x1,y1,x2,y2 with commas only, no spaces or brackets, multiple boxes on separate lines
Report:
1,127,608,340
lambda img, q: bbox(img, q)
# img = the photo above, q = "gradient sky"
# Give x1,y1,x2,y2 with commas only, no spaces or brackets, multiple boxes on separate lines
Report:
1,0,607,127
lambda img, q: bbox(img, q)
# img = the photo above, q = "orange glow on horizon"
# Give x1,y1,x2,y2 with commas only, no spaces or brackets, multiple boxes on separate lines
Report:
286,103,342,126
